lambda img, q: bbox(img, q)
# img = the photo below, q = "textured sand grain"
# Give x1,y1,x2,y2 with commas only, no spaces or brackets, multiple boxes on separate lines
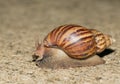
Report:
0,0,120,84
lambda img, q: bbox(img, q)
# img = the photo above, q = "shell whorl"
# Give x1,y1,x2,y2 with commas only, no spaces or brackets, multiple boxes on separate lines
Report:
90,29,112,53
43,24,112,59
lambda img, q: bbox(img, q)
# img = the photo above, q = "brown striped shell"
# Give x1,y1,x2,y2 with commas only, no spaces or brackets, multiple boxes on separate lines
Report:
41,24,112,59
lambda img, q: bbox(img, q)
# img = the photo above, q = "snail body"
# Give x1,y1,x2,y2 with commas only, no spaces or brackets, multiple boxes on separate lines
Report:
33,24,113,69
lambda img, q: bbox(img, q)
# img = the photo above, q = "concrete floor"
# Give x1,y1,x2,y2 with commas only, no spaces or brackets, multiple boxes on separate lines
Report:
0,0,120,84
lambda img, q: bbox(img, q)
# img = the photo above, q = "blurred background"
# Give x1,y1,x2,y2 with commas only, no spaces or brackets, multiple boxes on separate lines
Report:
0,0,119,29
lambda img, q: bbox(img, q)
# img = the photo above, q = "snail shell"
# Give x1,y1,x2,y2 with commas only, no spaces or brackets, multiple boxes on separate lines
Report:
33,24,113,69
43,24,112,59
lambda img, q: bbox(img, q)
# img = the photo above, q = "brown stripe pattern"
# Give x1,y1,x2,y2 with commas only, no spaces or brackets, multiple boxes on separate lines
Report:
44,24,97,59
90,29,107,53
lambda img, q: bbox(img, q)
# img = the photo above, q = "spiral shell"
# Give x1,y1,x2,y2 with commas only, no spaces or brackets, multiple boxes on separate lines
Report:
43,24,112,59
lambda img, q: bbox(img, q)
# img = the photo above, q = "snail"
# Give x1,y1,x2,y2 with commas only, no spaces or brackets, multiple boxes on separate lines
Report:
32,24,114,69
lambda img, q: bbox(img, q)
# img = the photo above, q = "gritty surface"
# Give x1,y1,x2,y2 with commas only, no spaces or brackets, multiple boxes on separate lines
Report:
0,0,120,84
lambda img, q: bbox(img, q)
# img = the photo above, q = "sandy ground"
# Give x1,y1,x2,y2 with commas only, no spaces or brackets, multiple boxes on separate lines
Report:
0,0,120,84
